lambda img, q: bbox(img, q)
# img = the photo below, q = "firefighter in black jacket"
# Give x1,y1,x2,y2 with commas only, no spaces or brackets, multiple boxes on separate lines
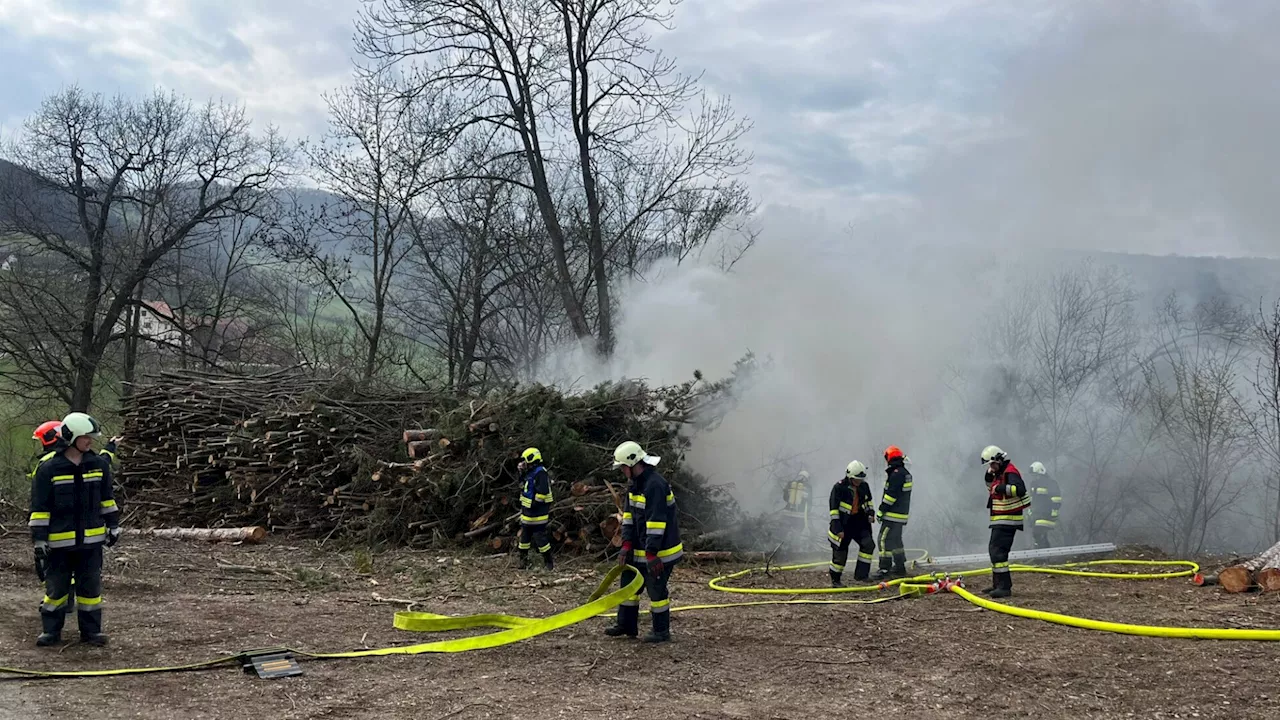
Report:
828,460,876,586
980,445,1029,598
517,447,554,571
1028,461,1062,549
604,440,682,643
876,445,912,578
29,412,121,647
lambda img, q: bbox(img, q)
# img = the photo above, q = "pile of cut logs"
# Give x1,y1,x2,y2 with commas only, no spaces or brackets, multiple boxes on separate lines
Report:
1201,539,1280,592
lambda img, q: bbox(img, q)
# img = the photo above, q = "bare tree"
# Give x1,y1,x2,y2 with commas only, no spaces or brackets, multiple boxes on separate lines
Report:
356,0,754,357
1137,294,1253,555
1239,299,1280,542
0,87,288,409
269,70,446,382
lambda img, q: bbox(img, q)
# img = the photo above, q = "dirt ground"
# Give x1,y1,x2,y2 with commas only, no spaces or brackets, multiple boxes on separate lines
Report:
0,535,1277,720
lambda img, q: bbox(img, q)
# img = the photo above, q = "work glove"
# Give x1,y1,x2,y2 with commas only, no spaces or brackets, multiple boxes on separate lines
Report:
876,509,884,521
618,541,632,567
106,526,122,548
646,553,664,577
33,541,49,581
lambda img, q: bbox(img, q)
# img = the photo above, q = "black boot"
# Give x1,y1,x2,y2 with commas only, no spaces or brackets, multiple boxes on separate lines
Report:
989,572,1012,599
829,569,843,587
541,552,554,572
890,562,908,579
642,609,671,643
78,606,107,646
605,604,638,638
518,550,530,569
37,606,65,647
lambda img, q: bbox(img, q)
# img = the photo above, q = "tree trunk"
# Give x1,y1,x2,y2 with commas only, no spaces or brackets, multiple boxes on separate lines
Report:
124,526,267,544
1218,539,1280,592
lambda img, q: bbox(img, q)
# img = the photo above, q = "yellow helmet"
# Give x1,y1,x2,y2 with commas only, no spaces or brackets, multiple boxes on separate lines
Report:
521,447,542,464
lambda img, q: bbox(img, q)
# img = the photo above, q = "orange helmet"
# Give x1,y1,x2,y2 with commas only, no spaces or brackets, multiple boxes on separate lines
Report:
884,445,904,463
33,420,62,448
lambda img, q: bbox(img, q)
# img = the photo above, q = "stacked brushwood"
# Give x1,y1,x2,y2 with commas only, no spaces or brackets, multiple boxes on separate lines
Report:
116,364,751,551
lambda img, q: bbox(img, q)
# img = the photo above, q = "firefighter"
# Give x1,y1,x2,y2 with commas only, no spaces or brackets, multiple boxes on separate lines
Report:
604,440,682,643
516,447,554,571
780,469,812,552
1028,461,1062,549
29,412,121,647
980,445,1028,598
828,460,876,587
876,445,912,578
29,421,63,480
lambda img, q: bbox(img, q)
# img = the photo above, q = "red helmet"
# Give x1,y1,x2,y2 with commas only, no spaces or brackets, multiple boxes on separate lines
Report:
33,420,62,448
884,445,904,463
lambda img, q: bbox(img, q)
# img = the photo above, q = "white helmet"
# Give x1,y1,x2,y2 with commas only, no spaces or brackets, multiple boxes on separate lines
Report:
980,445,1006,464
845,460,867,479
1030,461,1046,475
612,440,659,468
60,412,103,444
797,470,810,480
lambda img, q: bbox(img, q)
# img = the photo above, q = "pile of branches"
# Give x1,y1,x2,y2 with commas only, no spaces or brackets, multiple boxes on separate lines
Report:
116,363,752,551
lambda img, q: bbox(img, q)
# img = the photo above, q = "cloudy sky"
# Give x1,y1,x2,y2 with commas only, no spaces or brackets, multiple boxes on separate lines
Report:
2,0,1277,257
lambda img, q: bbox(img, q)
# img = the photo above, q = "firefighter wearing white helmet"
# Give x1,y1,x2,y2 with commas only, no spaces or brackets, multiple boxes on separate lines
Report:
605,440,681,643
29,411,121,647
780,468,812,551
980,444,1028,599
1027,461,1063,549
827,460,876,586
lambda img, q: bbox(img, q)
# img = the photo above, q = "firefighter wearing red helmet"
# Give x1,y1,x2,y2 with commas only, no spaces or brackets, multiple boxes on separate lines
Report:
980,445,1028,598
28,421,63,481
875,445,912,579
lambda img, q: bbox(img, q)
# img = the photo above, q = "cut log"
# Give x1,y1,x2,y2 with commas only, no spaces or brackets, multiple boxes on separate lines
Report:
1256,568,1280,592
124,526,267,544
1218,566,1254,593
402,428,442,443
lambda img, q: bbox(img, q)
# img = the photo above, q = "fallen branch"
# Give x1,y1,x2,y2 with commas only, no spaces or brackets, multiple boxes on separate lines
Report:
125,526,268,544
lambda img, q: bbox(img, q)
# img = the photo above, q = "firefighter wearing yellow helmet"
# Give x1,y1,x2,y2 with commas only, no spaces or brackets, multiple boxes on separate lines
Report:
516,447,554,571
604,441,682,643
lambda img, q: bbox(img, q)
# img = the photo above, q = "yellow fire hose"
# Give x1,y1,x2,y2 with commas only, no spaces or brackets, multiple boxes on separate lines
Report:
1,552,1272,680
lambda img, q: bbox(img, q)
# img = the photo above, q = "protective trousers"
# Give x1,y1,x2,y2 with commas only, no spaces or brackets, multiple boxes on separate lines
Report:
829,522,875,583
517,523,553,569
41,547,103,638
877,522,906,574
610,562,674,638
1032,524,1052,549
988,525,1019,594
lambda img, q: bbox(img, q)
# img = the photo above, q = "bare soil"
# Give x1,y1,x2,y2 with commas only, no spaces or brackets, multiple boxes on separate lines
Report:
0,535,1276,720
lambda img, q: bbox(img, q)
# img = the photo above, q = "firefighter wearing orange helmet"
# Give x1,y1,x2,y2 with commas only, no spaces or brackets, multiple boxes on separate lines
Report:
875,445,912,579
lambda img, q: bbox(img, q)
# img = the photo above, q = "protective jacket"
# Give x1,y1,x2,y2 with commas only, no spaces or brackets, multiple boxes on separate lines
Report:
878,460,912,523
828,478,874,543
987,462,1029,528
621,465,683,565
29,450,120,549
1029,472,1062,528
519,464,553,527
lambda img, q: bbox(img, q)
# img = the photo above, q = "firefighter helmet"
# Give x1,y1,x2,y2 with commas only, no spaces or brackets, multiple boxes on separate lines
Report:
1030,461,1046,474
612,440,644,467
845,460,867,479
980,445,1007,464
33,420,62,448
59,412,102,444
521,447,542,464
884,445,904,463
797,470,810,480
